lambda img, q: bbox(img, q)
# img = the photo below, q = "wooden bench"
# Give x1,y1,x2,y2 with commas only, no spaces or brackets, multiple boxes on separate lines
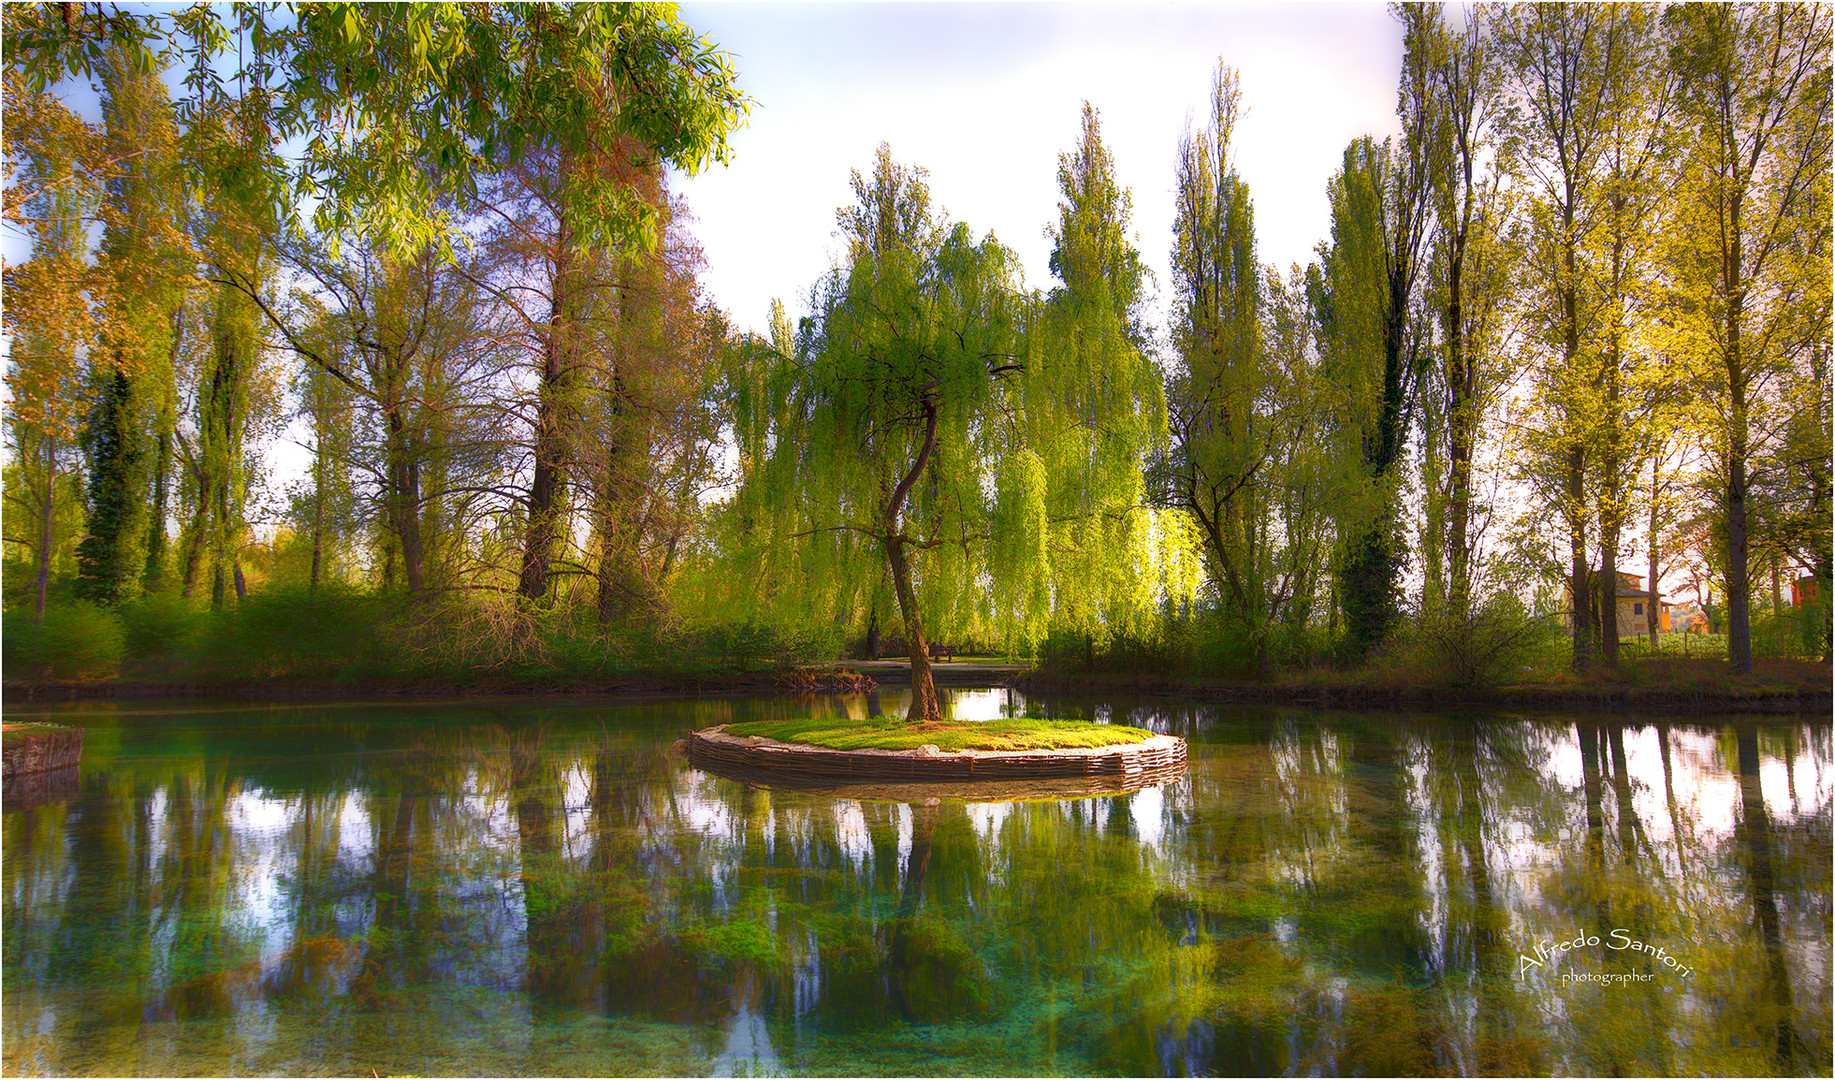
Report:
927,643,956,662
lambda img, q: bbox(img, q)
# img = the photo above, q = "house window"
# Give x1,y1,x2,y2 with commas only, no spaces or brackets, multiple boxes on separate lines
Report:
1634,602,1643,615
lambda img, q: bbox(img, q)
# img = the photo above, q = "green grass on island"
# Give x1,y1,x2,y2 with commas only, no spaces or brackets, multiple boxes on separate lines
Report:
721,716,1155,753
0,722,71,736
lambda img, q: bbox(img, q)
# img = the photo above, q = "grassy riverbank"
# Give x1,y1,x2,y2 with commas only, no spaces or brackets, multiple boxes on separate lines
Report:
1016,655,1832,714
2,591,1825,716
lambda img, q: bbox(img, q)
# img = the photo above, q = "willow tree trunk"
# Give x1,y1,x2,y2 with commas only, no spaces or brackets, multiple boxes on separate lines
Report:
882,394,943,723
595,384,650,627
519,204,575,603
885,537,940,723
384,409,425,594
144,427,171,591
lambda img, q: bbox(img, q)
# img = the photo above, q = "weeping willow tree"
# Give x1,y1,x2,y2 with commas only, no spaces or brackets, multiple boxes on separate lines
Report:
726,144,1165,722
1033,104,1180,655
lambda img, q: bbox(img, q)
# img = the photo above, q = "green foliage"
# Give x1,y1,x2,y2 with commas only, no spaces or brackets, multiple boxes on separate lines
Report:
1336,524,1406,664
4,601,127,679
678,619,842,674
0,473,86,608
74,367,146,606
1316,132,1428,661
680,917,785,974
116,591,206,660
1411,594,1565,688
1751,609,1818,661
5,3,749,261
190,586,397,680
1039,603,1335,679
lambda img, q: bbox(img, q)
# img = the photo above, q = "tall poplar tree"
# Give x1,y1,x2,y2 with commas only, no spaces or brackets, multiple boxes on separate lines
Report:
179,83,282,608
73,48,188,605
1418,4,1509,623
1314,129,1431,660
1166,65,1263,640
1584,6,1676,670
1160,67,1329,672
585,180,724,628
1666,2,1832,675
1497,3,1616,670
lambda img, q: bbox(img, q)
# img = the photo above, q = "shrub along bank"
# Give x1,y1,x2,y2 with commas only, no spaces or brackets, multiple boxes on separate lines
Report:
2,588,844,692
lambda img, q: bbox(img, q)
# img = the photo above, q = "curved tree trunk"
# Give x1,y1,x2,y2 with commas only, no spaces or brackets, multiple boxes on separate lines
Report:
882,393,943,723
885,536,940,723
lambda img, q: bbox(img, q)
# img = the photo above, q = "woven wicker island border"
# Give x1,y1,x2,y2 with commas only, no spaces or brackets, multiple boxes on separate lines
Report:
686,724,1187,786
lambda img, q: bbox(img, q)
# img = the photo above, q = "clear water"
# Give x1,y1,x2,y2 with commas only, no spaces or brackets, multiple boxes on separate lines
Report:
3,690,1829,1077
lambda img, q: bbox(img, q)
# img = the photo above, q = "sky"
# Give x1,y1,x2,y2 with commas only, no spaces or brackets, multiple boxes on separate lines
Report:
671,2,1408,338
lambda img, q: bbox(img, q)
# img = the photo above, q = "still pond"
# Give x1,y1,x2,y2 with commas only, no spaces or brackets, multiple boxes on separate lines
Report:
3,690,1829,1076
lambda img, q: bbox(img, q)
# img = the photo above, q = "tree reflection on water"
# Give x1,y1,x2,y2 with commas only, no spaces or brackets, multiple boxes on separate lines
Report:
2,695,1829,1076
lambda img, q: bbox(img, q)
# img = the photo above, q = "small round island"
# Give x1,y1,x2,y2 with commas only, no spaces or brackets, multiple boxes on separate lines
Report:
686,718,1186,793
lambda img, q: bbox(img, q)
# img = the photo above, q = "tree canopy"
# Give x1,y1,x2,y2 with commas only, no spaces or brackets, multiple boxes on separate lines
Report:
5,2,748,258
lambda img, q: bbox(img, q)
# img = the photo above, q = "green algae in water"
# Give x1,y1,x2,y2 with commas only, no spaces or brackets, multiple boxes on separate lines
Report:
2,697,1829,1076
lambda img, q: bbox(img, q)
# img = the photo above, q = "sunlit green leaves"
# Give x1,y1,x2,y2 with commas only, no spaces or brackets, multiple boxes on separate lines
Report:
4,2,749,260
